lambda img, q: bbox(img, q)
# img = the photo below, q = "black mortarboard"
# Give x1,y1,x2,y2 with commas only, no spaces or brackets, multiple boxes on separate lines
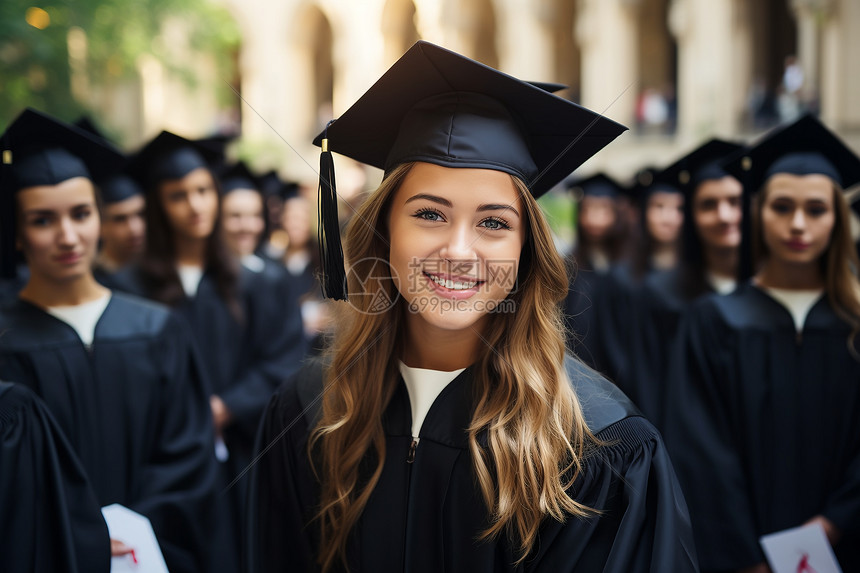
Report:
567,173,625,199
314,42,624,196
1,108,125,277
528,81,568,94
218,161,259,194
99,174,143,204
655,139,743,200
258,170,282,199
722,114,860,280
194,133,237,172
74,115,107,141
127,131,220,189
311,41,626,299
73,116,144,205
723,114,860,192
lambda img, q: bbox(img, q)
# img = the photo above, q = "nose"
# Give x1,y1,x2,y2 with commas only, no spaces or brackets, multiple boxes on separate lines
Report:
439,221,478,264
716,200,733,222
129,215,145,237
790,208,806,232
57,216,78,246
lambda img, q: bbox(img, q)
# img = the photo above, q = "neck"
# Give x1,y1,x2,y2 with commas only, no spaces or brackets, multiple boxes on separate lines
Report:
20,273,109,307
97,248,126,272
756,259,824,290
401,317,485,371
175,235,208,267
651,242,677,270
703,245,738,279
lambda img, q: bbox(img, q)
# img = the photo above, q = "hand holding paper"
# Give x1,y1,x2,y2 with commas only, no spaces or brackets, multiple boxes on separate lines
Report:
760,522,842,573
101,504,169,573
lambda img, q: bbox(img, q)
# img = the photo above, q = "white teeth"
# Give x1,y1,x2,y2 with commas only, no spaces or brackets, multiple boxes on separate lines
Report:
429,274,477,290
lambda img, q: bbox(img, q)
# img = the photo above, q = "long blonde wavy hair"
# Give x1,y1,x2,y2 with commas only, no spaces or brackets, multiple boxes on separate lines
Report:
309,162,597,572
753,178,860,353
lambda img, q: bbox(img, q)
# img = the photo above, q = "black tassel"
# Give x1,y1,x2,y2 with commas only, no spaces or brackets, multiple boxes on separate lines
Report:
317,129,348,300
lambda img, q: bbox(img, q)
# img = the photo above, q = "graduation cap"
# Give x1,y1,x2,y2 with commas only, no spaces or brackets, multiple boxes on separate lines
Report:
528,81,568,94
312,41,626,300
127,131,221,189
218,161,259,194
194,132,238,172
74,115,107,141
0,108,125,278
722,114,860,279
566,173,626,200
98,174,144,205
648,139,744,205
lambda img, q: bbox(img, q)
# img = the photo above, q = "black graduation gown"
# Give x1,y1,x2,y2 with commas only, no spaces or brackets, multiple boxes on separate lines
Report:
618,268,719,430
0,381,110,573
0,294,218,573
564,259,614,371
111,263,306,568
247,355,699,572
664,283,860,572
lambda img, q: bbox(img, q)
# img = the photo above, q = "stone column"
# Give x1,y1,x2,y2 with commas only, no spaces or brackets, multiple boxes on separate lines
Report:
495,0,556,81
669,0,737,140
577,0,639,127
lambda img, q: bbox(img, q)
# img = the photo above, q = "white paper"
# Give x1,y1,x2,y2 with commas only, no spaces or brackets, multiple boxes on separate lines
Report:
101,504,169,573
760,522,842,573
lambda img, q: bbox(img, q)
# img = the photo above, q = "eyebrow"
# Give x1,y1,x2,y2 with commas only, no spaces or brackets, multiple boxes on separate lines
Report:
24,203,92,216
404,193,520,217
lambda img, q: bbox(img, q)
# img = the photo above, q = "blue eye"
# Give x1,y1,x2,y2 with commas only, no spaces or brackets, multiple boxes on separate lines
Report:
413,208,444,222
479,217,511,231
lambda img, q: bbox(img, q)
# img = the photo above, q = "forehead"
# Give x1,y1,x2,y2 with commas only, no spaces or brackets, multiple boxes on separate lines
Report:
395,162,522,208
695,176,742,199
104,193,145,215
158,166,215,190
17,177,96,210
766,173,834,197
223,189,263,210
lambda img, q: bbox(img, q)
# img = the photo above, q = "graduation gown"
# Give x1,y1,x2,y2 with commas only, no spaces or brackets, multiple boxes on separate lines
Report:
0,381,110,573
111,262,306,568
617,268,720,430
0,294,218,573
247,355,699,572
664,283,860,572
563,260,614,371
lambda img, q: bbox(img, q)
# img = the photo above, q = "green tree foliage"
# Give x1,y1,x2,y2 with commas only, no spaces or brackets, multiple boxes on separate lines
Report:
0,0,240,131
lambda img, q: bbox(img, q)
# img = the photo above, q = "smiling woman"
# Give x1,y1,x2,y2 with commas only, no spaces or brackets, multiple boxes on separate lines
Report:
247,41,698,573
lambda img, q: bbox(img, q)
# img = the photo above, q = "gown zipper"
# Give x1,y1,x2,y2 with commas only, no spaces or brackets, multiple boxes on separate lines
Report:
406,438,418,463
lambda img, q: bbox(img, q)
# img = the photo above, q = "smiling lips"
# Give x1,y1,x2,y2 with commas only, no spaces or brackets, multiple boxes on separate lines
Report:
424,271,485,299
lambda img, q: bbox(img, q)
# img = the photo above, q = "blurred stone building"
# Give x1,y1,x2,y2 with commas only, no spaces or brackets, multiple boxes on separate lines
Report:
101,0,860,187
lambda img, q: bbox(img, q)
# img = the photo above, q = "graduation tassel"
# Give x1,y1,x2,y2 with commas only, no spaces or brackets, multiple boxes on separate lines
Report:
317,124,348,301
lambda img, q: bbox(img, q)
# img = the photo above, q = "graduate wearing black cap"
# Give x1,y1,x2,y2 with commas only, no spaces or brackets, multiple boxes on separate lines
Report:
609,139,744,428
0,109,218,572
247,41,696,573
91,173,146,280
112,131,306,570
664,115,860,572
0,381,110,573
561,173,630,370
